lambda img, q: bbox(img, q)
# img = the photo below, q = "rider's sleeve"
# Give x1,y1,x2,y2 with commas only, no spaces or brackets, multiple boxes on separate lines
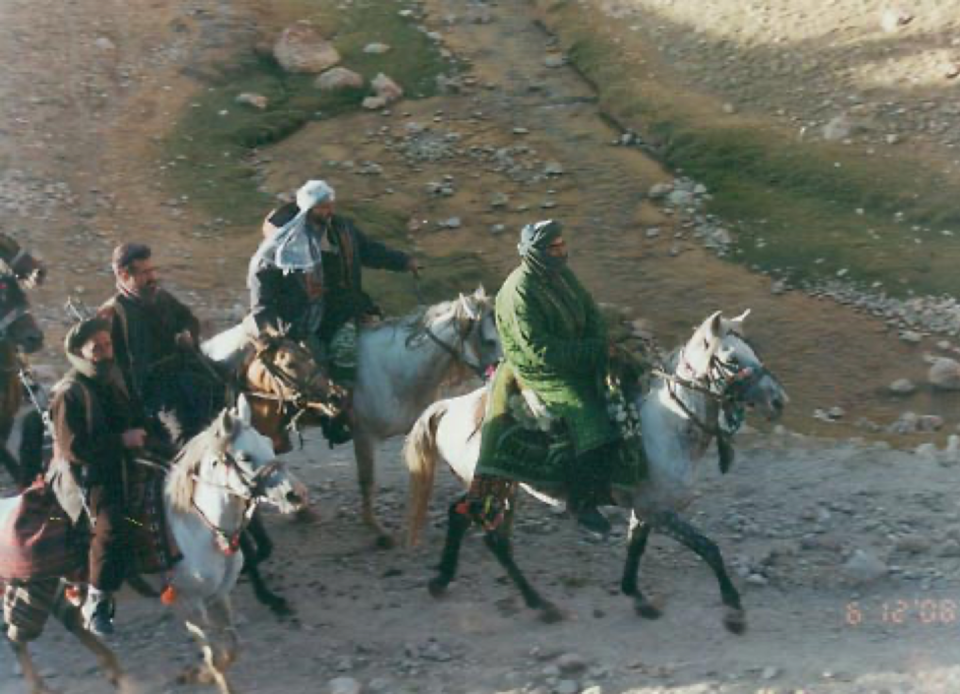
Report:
162,290,201,341
506,289,607,377
248,265,283,333
352,223,410,272
50,386,125,473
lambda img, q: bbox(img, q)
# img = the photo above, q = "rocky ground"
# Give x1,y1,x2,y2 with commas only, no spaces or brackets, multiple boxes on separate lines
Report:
3,0,960,692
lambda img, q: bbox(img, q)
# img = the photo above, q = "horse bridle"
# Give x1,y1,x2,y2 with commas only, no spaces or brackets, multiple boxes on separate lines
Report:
657,336,770,440
190,452,285,555
423,313,489,380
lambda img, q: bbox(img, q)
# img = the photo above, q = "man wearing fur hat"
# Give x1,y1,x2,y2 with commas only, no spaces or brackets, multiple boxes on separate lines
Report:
250,179,420,387
49,318,149,636
98,242,223,446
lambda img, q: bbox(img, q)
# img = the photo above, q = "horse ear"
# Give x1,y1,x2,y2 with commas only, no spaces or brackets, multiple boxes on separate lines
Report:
727,308,751,334
701,310,724,339
236,394,253,425
218,409,236,437
474,285,486,300
458,293,479,321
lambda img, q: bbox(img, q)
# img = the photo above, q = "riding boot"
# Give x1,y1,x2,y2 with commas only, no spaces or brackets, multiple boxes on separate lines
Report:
565,444,615,536
82,588,115,636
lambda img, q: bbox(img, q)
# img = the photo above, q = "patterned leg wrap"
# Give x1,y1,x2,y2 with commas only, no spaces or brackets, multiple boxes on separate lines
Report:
461,475,518,532
3,579,70,644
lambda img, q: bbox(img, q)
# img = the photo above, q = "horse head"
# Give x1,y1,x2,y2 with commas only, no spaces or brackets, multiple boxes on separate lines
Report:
213,407,308,514
453,286,501,375
682,310,788,421
0,274,42,353
249,332,327,403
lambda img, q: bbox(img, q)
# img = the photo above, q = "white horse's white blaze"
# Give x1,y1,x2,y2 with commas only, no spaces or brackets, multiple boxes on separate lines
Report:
203,287,501,542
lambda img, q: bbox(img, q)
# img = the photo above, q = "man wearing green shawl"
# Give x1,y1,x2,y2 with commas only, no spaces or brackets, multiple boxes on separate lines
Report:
477,219,617,534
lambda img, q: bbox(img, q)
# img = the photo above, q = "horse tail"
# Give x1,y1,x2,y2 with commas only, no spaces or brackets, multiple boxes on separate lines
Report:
404,400,447,547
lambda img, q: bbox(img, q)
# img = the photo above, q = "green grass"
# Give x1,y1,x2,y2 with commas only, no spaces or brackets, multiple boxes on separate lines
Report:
163,0,456,226
550,5,960,297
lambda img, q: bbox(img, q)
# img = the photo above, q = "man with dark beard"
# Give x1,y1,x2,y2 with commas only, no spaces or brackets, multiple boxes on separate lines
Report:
98,243,223,446
49,318,148,636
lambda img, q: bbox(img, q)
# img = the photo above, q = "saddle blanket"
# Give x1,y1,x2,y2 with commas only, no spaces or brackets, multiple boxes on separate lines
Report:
474,362,647,491
0,480,83,581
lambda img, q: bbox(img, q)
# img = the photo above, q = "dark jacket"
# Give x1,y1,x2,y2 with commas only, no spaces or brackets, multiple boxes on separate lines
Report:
98,290,201,402
250,205,410,341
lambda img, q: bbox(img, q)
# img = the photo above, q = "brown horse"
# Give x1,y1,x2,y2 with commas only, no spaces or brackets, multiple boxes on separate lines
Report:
0,272,44,488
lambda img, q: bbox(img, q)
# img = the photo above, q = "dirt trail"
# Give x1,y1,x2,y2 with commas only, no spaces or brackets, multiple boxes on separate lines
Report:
2,0,960,693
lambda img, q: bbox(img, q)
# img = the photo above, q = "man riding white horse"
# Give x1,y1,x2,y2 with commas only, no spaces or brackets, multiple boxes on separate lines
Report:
249,179,421,403
468,219,618,535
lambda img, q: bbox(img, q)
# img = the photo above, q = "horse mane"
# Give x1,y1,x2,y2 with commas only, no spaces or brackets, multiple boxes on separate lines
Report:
166,423,231,514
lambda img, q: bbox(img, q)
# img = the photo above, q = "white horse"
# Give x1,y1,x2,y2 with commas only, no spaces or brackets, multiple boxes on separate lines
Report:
202,287,501,546
3,406,306,694
404,310,788,631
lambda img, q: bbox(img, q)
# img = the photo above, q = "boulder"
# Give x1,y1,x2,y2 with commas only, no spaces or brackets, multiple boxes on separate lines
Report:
363,42,391,54
235,93,268,109
842,549,888,585
361,96,388,110
274,22,341,74
315,67,364,91
371,73,404,103
928,357,960,390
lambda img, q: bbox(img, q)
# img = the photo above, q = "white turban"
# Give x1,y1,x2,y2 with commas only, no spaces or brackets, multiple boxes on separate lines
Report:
248,180,335,279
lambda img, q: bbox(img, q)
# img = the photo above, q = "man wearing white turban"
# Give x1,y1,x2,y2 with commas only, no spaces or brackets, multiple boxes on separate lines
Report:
248,179,420,387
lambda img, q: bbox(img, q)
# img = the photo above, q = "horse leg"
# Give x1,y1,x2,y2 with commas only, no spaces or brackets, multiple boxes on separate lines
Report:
428,498,472,597
206,597,239,675
8,638,58,694
182,617,234,694
354,431,393,548
48,586,125,689
653,510,745,634
620,516,661,619
240,517,292,617
482,527,562,623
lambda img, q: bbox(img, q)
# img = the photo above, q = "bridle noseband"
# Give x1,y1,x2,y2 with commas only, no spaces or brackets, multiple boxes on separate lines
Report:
190,451,286,555
424,312,490,380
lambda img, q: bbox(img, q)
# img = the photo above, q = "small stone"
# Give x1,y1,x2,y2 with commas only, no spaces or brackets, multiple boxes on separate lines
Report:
363,42,391,54
235,92,268,109
880,8,913,33
827,406,845,420
315,67,364,91
747,573,768,586
490,193,510,208
489,224,506,235
371,73,404,103
94,37,116,51
544,54,566,68
555,653,588,675
645,227,660,239
362,96,388,110
842,549,888,585
544,161,565,176
895,535,931,555
761,666,780,680
900,330,923,344
328,677,362,694
647,182,673,199
885,133,901,145
440,217,461,229
555,680,578,694
888,378,916,395
723,102,736,114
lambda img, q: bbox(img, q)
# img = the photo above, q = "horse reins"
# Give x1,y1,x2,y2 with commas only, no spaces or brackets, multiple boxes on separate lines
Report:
190,453,284,555
424,317,488,380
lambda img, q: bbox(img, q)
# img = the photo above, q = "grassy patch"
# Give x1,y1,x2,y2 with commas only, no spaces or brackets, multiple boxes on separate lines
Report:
164,0,456,226
547,3,960,297
340,202,501,315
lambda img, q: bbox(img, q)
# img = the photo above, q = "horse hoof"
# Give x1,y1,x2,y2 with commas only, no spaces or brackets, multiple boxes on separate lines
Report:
635,599,662,620
723,607,747,635
293,507,321,524
428,578,448,598
374,534,396,551
269,599,295,618
538,602,564,624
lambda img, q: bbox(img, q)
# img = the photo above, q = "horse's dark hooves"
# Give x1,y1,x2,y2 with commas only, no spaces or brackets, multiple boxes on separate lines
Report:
635,599,662,620
538,602,564,624
427,578,448,598
374,534,396,551
268,599,295,618
723,607,747,635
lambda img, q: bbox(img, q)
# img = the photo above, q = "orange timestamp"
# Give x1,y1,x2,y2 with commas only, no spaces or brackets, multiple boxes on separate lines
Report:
845,599,958,626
